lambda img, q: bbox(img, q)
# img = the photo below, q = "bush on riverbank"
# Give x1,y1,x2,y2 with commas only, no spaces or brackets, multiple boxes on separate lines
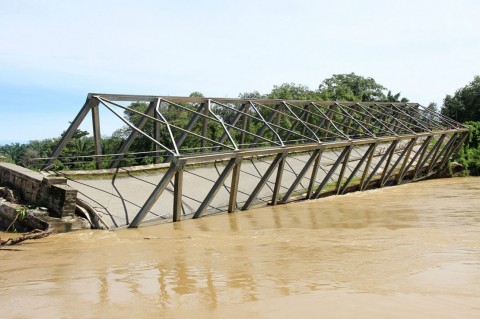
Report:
456,121,480,176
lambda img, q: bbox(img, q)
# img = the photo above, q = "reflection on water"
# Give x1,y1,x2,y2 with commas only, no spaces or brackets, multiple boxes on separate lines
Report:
1,177,480,318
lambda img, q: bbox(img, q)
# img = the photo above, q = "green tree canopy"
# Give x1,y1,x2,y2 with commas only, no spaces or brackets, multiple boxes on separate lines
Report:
441,75,480,122
267,83,320,100
238,73,408,103
318,73,388,102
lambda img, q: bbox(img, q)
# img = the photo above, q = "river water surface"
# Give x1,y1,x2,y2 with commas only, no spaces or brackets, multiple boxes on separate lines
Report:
1,177,480,318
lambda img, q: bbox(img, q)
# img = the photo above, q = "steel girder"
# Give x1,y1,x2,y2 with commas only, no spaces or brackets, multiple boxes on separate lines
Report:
40,94,469,228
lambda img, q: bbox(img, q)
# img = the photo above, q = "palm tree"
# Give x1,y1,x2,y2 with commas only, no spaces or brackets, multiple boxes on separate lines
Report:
386,90,409,102
0,143,26,164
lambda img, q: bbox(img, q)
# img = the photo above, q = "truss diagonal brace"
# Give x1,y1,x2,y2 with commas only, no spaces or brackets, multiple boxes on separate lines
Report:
311,146,351,199
362,141,398,190
281,148,322,203
43,97,94,170
340,144,376,194
398,137,432,183
129,161,179,228
381,138,416,186
242,152,287,210
109,101,156,168
193,157,239,219
413,134,446,179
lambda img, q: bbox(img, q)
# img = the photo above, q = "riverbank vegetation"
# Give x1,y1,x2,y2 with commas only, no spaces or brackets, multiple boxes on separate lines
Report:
455,121,480,176
441,76,480,176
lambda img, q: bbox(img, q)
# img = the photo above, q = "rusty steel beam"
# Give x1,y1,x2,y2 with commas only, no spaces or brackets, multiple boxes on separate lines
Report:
129,162,178,228
91,99,103,170
193,157,238,219
281,148,322,204
42,94,469,228
311,146,351,199
242,152,286,210
341,144,376,194
228,158,243,213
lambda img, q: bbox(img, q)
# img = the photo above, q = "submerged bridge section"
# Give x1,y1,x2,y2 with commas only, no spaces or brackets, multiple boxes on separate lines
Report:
40,94,469,228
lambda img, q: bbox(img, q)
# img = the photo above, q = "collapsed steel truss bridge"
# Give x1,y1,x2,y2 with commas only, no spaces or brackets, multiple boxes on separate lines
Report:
43,94,469,228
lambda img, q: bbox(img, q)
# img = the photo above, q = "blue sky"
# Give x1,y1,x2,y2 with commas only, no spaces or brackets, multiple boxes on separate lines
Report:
1,0,479,144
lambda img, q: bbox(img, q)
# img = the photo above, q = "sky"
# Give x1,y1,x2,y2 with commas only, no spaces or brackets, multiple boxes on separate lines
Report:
1,0,479,144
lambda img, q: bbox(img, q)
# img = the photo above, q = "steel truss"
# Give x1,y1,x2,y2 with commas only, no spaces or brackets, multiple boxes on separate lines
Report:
42,94,469,228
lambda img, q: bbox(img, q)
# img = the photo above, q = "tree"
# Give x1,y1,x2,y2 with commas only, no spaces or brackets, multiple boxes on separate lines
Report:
0,143,26,164
238,91,265,100
189,91,204,98
386,90,409,102
318,73,387,102
456,121,480,176
19,139,56,169
267,83,319,100
426,102,438,112
441,75,480,122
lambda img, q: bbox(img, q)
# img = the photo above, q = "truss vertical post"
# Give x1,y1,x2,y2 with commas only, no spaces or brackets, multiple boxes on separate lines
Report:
428,134,455,173
271,153,287,206
110,101,156,168
194,157,238,218
281,149,321,203
172,170,183,222
324,106,334,139
154,100,162,164
312,146,350,199
359,143,377,190
302,108,311,137
398,136,431,183
437,132,466,169
447,132,469,164
172,159,186,222
341,143,375,194
306,148,323,199
272,104,284,144
129,162,178,228
91,99,103,169
412,136,433,179
228,157,243,213
335,146,352,194
437,134,459,168
339,108,351,134
396,138,417,183
43,97,94,170
379,140,399,185
382,138,416,186
415,134,446,176
240,104,249,146
344,110,356,136
201,106,209,151
242,152,285,210
362,141,398,189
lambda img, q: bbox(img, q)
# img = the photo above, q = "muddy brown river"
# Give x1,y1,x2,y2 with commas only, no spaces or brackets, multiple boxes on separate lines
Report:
1,177,480,318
